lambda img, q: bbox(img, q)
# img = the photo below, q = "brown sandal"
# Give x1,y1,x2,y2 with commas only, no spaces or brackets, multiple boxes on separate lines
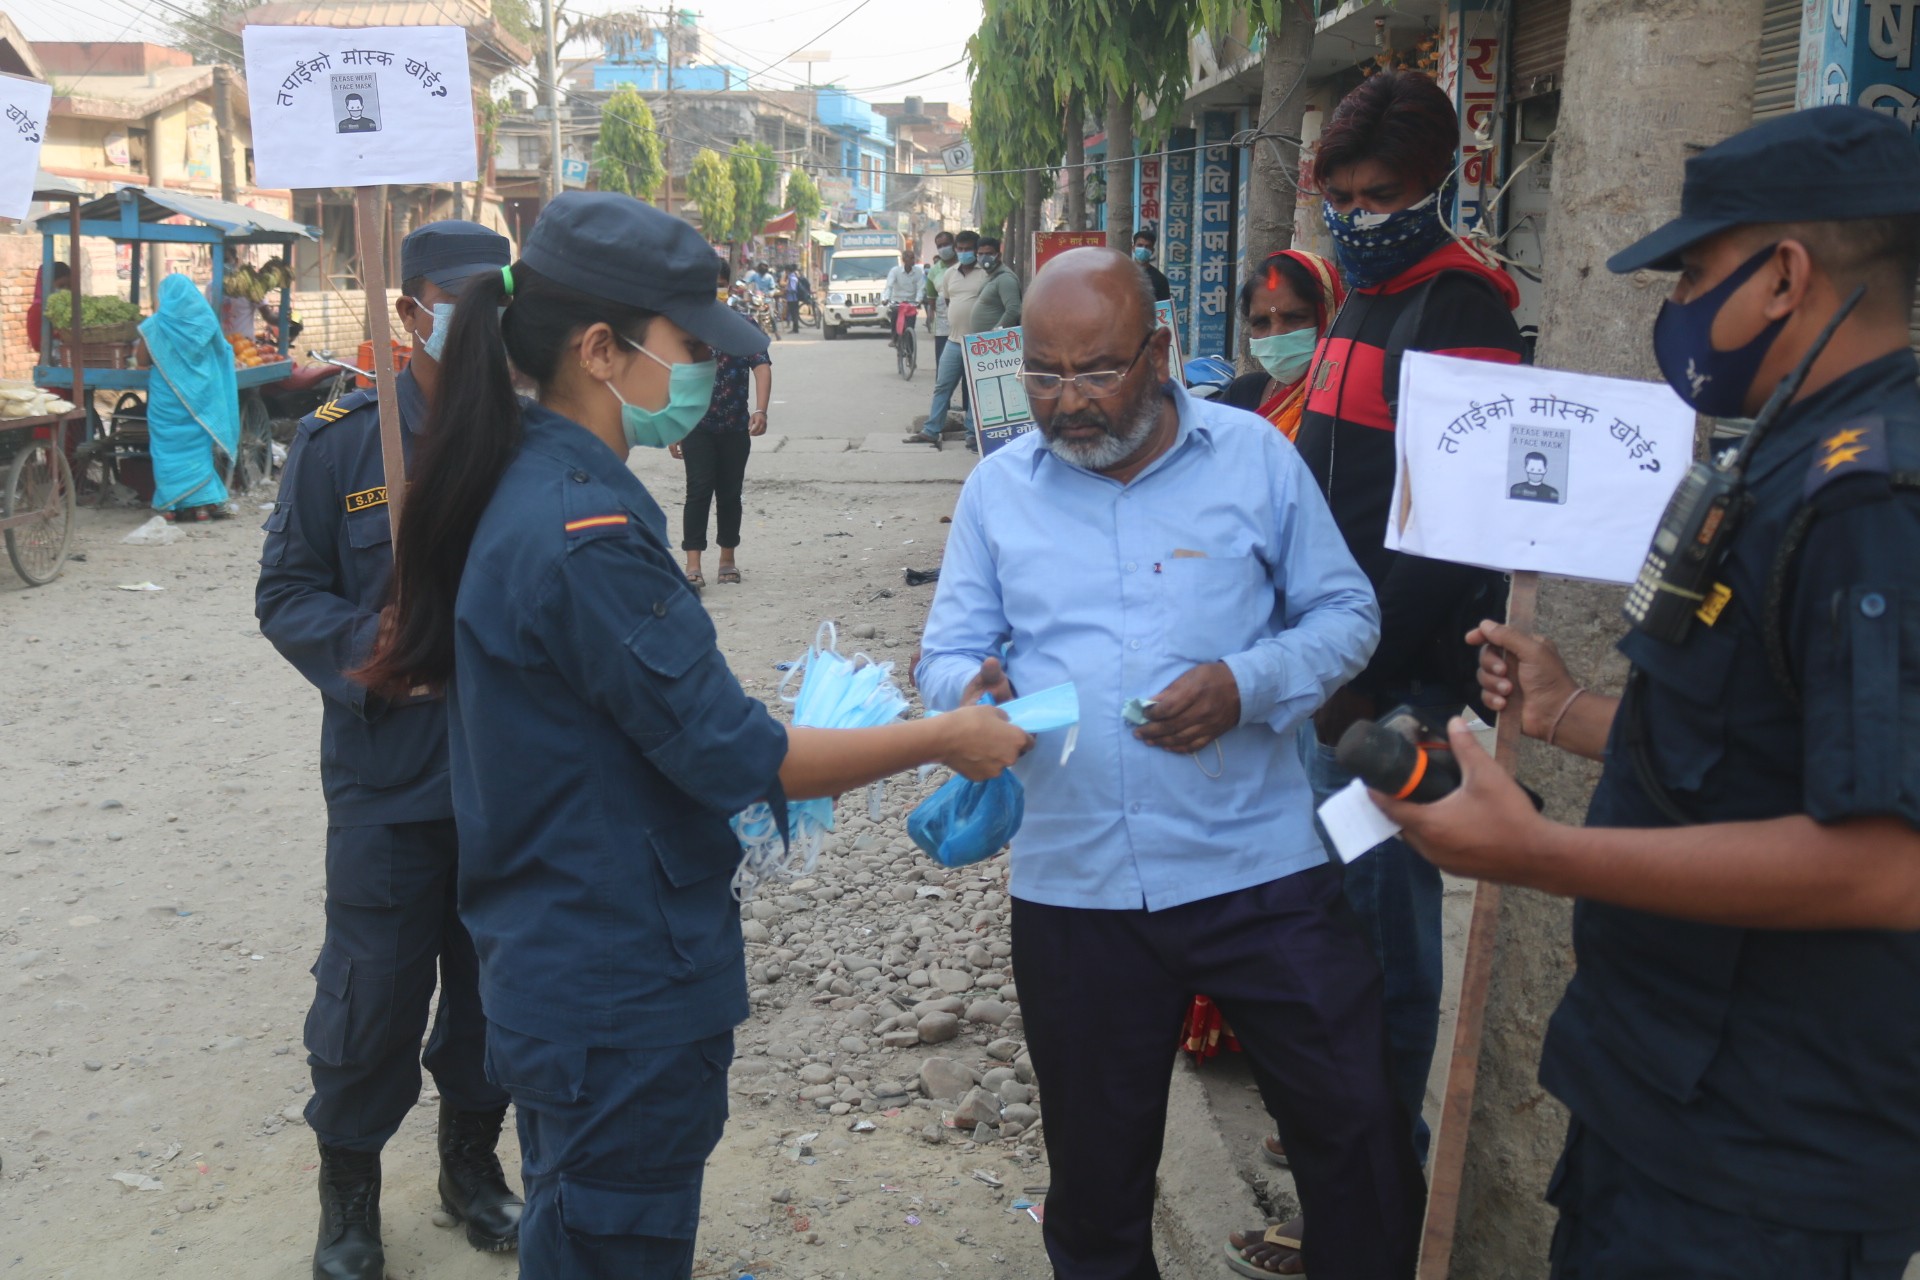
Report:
1224,1216,1305,1277
717,565,741,584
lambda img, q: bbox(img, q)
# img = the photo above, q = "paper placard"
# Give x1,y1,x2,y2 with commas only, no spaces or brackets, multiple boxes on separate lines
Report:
1388,353,1693,583
243,25,476,189
0,74,53,222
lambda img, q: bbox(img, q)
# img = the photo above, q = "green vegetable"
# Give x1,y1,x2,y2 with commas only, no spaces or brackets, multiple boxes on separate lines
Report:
45,291,143,329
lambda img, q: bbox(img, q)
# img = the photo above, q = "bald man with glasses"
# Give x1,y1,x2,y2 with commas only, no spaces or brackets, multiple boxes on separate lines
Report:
915,248,1423,1280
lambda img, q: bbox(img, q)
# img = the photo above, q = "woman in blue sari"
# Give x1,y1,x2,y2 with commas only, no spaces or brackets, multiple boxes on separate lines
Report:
139,273,240,520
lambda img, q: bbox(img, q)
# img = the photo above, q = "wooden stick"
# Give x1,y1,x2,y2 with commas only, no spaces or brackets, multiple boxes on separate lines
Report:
353,186,406,541
1415,568,1539,1280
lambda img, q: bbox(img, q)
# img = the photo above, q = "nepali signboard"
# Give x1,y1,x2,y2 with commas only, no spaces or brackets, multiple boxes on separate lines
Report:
1387,354,1692,582
243,25,477,189
1032,230,1108,275
961,326,1035,456
1163,129,1195,328
0,74,52,222
1192,111,1235,359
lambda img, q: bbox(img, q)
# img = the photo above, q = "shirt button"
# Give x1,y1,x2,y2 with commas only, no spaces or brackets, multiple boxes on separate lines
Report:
571,470,590,483
1130,802,1141,814
1129,639,1141,651
653,600,669,617
1125,562,1137,572
1861,592,1888,619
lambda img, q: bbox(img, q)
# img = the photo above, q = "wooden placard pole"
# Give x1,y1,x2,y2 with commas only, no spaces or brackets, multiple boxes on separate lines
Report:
352,185,407,541
1415,567,1539,1279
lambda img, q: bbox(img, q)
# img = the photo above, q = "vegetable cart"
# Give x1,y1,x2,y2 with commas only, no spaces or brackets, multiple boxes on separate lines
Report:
31,185,318,508
0,172,87,586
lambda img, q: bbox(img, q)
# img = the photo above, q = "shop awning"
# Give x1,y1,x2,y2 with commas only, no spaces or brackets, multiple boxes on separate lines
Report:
39,184,318,241
761,208,797,236
809,228,837,247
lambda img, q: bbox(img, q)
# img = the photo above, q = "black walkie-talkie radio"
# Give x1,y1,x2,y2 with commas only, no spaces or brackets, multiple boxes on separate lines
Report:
1622,285,1866,644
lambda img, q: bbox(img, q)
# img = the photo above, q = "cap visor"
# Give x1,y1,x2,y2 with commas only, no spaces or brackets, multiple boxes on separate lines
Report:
1606,216,1733,274
670,294,772,356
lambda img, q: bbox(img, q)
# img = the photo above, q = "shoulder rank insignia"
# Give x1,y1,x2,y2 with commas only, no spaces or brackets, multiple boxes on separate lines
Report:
344,486,388,513
1805,416,1888,498
564,514,628,535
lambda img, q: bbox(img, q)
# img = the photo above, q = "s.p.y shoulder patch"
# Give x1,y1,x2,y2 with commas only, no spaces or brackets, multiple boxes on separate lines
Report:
1805,416,1889,498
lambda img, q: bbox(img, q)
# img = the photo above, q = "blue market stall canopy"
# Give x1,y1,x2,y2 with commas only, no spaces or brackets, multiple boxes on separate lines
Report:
32,170,87,201
36,185,318,244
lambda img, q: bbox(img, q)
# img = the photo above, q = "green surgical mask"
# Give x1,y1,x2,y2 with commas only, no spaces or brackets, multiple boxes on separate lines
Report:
1247,327,1318,385
608,335,717,449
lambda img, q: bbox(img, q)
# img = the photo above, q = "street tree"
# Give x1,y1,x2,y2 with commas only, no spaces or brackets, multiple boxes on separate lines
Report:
1004,0,1195,250
728,141,780,266
1199,0,1315,271
684,149,736,245
786,167,824,272
593,83,665,200
969,0,1063,279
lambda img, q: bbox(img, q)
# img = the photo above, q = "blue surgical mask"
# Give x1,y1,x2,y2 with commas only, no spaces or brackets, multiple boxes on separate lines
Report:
407,298,456,362
607,335,717,449
938,245,957,262
1651,243,1786,418
1133,247,1152,263
957,250,977,266
1321,181,1455,290
1248,327,1319,384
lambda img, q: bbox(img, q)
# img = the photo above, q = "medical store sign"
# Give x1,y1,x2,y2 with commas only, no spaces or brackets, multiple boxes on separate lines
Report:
1800,0,1920,127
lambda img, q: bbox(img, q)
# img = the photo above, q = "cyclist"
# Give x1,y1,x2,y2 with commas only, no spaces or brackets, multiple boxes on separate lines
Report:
884,246,926,347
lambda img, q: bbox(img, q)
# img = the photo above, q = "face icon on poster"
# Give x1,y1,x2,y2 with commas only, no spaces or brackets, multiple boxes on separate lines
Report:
333,75,381,133
1507,426,1569,505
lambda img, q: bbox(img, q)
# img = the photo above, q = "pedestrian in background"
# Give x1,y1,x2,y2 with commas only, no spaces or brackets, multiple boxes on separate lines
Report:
1133,228,1172,301
670,326,770,587
1223,249,1345,440
925,228,957,357
919,248,1420,1280
906,229,990,451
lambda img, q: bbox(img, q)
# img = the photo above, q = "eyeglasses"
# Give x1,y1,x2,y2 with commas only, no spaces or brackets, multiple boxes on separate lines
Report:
1018,331,1157,400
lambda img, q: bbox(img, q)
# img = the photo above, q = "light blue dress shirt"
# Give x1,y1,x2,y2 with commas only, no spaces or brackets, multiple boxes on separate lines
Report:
916,383,1381,911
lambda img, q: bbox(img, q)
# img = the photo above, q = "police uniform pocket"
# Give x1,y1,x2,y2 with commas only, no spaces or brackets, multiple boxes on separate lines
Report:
1162,555,1271,663
1618,620,1742,794
303,944,353,1067
647,817,743,979
556,1172,702,1243
345,509,391,554
483,1025,588,1104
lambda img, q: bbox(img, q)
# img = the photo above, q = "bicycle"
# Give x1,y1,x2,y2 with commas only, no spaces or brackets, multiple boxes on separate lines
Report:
890,302,919,381
798,298,822,330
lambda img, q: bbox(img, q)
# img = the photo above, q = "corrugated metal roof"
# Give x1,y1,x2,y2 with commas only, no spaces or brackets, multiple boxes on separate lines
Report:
38,185,317,241
32,170,88,200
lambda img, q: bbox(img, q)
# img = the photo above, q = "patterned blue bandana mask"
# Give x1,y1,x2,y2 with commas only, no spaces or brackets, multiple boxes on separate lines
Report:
1321,180,1457,290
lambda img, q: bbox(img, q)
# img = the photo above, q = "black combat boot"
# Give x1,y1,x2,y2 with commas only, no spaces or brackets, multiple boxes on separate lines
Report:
437,1106,522,1252
312,1141,383,1280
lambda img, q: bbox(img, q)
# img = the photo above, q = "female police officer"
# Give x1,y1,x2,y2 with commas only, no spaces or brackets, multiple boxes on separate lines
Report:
355,192,1029,1278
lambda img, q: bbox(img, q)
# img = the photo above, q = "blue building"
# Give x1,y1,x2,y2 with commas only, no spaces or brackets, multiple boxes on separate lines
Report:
592,32,749,92
815,89,891,215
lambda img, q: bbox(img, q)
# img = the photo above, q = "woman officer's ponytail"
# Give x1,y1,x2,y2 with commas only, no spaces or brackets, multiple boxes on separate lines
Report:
356,263,656,697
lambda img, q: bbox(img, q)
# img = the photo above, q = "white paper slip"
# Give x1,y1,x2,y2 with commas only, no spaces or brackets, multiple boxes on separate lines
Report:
1317,778,1403,864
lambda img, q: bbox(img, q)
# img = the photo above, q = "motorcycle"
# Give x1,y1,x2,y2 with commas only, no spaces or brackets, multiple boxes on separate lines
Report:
731,282,782,342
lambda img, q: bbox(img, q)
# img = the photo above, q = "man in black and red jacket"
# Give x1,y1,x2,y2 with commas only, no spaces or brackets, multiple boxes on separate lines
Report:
1228,69,1523,1280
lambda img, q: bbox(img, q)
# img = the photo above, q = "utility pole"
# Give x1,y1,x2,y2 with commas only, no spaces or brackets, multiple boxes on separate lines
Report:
662,22,675,213
792,50,831,177
212,63,238,203
541,0,562,201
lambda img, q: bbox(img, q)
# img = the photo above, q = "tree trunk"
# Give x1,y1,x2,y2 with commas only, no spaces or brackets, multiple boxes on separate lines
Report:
1442,0,1764,1276
1008,200,1025,281
1065,92,1087,231
1244,14,1313,275
1022,168,1046,286
1105,89,1135,253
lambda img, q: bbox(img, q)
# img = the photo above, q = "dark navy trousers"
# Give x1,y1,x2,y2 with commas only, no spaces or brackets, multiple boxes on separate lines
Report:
303,818,505,1150
484,1024,734,1280
1013,867,1425,1280
1548,1120,1920,1279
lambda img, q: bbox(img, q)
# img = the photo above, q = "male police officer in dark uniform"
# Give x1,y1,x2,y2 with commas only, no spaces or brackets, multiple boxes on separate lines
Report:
1382,106,1920,1277
257,221,521,1280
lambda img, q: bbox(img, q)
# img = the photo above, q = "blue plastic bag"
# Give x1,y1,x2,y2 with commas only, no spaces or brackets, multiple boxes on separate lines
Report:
907,684,1078,867
908,769,1025,868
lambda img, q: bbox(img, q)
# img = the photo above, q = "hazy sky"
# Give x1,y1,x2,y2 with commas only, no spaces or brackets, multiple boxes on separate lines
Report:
5,0,982,108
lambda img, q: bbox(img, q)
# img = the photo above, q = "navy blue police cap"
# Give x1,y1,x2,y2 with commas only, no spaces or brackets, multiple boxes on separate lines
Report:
520,191,769,356
1609,105,1920,274
400,220,512,291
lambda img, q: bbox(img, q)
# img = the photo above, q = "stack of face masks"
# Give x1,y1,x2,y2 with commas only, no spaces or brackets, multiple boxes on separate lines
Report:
730,622,911,900
907,683,1081,869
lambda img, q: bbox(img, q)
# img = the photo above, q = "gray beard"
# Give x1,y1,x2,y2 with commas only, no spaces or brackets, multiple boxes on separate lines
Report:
1044,391,1162,471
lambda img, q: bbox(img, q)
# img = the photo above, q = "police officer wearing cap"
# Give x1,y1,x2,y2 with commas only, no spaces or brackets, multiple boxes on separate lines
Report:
1381,105,1920,1275
351,192,1028,1278
257,220,524,1280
